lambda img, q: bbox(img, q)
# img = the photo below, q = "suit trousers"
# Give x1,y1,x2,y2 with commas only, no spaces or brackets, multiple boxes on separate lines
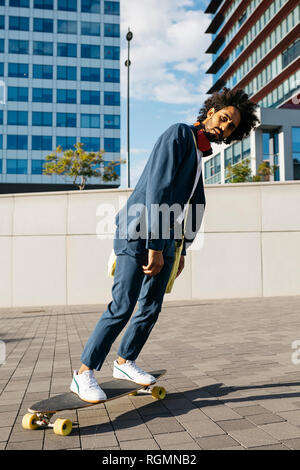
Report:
80,236,175,371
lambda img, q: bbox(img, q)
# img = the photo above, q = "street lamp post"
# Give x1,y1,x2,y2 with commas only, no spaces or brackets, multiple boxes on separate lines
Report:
125,28,133,189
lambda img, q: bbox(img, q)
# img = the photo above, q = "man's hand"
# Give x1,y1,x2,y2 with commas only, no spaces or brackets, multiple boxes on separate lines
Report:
142,249,164,276
175,255,185,278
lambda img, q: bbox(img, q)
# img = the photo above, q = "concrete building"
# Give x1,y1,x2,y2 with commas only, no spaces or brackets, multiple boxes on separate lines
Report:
204,0,300,184
0,0,121,193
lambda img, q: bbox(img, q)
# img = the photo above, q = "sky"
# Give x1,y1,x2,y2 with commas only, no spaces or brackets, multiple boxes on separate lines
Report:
119,0,213,188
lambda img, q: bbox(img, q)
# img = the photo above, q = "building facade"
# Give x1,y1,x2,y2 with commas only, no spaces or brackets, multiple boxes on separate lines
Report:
204,0,300,184
0,0,121,193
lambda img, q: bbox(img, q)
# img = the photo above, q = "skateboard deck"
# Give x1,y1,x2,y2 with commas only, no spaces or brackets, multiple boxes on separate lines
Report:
22,370,166,436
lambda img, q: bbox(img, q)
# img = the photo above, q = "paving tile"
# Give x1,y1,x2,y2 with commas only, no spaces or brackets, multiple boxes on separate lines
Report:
143,416,185,435
196,434,240,450
227,428,280,448
114,423,152,442
182,419,225,438
80,433,119,450
233,405,270,416
120,439,160,450
259,422,300,440
247,413,286,425
277,410,300,426
216,418,255,432
201,404,242,421
154,431,197,448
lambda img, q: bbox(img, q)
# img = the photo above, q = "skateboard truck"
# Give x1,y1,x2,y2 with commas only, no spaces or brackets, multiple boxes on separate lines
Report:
22,412,73,436
129,384,166,399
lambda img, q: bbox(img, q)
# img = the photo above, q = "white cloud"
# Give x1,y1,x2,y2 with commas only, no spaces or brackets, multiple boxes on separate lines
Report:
120,0,211,105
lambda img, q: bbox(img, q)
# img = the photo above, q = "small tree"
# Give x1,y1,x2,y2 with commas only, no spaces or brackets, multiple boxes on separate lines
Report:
256,161,278,182
226,158,253,183
226,158,279,183
43,143,125,190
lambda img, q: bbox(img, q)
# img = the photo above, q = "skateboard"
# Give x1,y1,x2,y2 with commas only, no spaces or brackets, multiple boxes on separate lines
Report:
22,370,166,436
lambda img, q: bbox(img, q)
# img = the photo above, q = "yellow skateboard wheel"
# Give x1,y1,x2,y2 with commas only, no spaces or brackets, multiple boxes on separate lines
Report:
53,418,72,436
22,413,39,430
129,391,137,396
152,386,166,400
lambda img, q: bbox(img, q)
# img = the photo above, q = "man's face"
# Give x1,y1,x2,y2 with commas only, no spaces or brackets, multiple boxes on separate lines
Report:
202,105,241,143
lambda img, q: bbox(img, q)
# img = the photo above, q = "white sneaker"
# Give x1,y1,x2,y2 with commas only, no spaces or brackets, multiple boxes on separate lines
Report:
113,360,156,386
70,370,107,403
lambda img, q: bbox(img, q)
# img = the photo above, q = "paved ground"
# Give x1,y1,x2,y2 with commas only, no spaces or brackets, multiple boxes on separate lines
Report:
1,295,300,450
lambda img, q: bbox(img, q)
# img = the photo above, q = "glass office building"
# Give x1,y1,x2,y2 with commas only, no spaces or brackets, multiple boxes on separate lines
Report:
203,0,299,184
0,0,121,193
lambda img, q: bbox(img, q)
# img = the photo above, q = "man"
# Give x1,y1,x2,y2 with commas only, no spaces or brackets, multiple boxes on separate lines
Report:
70,87,259,402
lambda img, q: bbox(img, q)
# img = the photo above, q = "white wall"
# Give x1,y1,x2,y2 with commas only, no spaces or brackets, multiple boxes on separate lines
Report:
0,181,299,308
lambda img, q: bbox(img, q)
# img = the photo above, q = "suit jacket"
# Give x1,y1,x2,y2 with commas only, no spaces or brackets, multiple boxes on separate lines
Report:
114,123,206,256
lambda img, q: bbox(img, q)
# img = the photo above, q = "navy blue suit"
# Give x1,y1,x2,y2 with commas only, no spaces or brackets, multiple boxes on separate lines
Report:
80,123,206,371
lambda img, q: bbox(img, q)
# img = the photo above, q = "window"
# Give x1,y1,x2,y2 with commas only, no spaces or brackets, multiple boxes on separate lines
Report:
225,146,232,168
33,64,53,79
104,115,120,129
0,135,2,149
34,18,53,33
34,0,53,9
9,16,29,31
80,137,100,152
81,44,100,59
9,40,29,55
104,1,120,15
0,16,2,30
9,0,29,6
32,112,52,127
7,159,27,174
57,65,77,80
81,0,100,13
81,21,100,36
104,23,120,37
0,39,4,53
32,159,46,175
57,89,77,104
81,90,100,105
58,0,77,11
7,135,27,150
242,137,250,159
57,113,76,127
8,63,28,78
81,67,100,82
32,136,52,151
8,87,28,102
104,46,120,60
57,43,77,57
57,20,77,35
282,39,300,69
7,110,28,125
104,69,120,83
56,136,76,150
104,91,120,106
0,63,3,77
0,110,2,125
0,160,2,174
233,142,241,164
80,114,100,128
104,138,120,153
32,88,53,103
33,41,53,56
